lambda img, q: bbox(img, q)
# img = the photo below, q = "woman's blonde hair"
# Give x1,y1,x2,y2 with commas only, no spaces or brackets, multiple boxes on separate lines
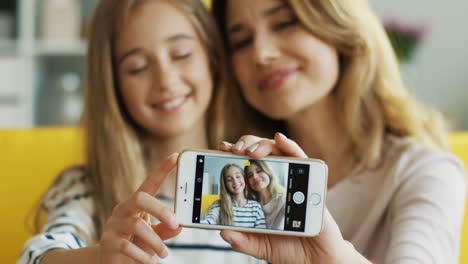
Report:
218,164,248,225
213,0,450,167
34,0,231,235
244,160,284,202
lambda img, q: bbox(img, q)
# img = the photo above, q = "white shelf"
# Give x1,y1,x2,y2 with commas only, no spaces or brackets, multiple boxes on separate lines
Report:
0,0,95,128
0,39,18,56
34,39,86,56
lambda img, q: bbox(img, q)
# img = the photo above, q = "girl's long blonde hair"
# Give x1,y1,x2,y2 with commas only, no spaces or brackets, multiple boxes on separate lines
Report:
35,0,231,235
213,0,450,167
218,164,248,226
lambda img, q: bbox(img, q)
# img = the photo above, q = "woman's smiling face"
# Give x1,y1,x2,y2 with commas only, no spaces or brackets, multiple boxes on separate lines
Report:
226,0,340,119
246,163,270,192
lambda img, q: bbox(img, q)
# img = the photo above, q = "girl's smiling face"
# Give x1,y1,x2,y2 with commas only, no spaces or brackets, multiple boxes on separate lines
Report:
224,166,246,195
115,1,213,137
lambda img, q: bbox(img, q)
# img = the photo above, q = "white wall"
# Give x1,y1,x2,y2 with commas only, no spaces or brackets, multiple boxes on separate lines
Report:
371,0,468,130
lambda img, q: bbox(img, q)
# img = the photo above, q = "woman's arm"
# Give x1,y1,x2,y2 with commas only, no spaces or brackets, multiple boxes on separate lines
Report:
386,155,466,263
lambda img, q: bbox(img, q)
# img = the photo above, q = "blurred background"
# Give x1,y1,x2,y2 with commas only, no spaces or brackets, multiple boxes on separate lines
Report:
0,0,467,129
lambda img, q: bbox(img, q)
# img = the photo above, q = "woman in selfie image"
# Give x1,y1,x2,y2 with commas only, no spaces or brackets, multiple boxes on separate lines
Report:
202,164,266,228
244,160,285,229
213,0,467,263
18,1,265,264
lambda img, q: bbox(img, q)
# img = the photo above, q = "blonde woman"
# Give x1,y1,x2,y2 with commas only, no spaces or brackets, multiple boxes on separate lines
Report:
18,1,264,264
244,160,285,229
202,164,266,228
213,0,467,263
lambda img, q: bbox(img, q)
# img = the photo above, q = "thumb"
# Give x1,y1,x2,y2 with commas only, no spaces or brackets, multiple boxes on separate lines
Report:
220,230,268,260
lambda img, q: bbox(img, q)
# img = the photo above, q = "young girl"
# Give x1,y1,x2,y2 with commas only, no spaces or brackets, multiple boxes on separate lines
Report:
244,160,285,229
18,0,263,264
202,164,266,228
213,0,467,263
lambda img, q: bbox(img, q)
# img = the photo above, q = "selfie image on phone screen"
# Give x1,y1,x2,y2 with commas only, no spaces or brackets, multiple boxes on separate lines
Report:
191,155,310,232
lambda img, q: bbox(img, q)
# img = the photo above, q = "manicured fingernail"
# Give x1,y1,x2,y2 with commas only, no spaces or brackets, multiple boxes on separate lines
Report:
170,218,180,229
160,248,168,259
168,153,179,160
247,143,259,153
234,141,244,151
277,132,287,139
221,141,232,147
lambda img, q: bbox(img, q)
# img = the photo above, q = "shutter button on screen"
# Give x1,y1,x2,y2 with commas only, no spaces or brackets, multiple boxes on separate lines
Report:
293,191,305,204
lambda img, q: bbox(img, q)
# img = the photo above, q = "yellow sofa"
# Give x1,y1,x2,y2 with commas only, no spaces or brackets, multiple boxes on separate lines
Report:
0,127,84,264
201,194,221,216
1,127,467,263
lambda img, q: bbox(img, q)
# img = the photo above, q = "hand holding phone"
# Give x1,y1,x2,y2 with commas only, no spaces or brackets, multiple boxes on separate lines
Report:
217,133,366,264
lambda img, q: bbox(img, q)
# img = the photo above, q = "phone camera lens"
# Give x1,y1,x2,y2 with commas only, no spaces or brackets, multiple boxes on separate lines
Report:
184,199,187,202
298,168,304,175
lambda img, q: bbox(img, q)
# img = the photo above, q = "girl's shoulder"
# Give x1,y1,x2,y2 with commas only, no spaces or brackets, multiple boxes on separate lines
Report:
42,166,93,213
246,199,263,208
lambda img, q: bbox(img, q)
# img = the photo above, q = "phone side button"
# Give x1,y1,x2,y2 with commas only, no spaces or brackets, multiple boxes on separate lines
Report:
309,193,321,206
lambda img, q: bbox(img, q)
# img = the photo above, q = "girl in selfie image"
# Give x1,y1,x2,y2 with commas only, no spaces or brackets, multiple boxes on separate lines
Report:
18,1,265,264
244,160,285,229
213,0,467,263
202,164,266,228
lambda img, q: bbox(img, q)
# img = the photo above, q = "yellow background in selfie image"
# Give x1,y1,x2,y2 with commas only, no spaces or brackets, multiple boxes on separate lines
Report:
202,0,211,8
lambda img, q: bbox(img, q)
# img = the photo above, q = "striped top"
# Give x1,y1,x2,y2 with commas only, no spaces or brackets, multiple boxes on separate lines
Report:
201,200,267,228
17,169,265,264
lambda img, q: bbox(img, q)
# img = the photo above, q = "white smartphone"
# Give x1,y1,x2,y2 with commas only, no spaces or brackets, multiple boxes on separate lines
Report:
175,149,328,237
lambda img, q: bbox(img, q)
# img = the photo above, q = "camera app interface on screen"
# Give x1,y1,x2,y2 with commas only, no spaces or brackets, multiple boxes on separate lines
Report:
191,155,310,232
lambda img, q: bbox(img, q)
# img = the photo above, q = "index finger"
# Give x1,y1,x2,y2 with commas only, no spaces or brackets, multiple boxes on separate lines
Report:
137,153,179,195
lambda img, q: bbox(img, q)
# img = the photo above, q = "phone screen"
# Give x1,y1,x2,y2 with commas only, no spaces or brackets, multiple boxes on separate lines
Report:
191,155,310,232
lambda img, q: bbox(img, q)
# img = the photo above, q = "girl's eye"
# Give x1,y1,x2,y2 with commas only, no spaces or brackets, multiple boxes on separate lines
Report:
273,19,298,31
231,36,253,51
128,66,148,75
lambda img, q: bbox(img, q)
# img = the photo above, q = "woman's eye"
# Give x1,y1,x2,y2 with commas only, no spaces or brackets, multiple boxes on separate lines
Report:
173,52,192,60
231,36,253,51
273,19,298,31
128,66,148,75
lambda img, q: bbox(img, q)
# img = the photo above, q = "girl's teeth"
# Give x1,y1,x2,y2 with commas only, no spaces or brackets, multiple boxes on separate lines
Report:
159,97,186,110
